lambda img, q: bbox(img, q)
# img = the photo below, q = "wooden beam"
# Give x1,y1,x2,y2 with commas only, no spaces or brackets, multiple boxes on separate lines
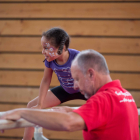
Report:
0,20,140,36
0,108,83,140
0,54,140,72
0,37,140,54
0,127,83,140
0,3,140,18
0,0,139,1
0,87,87,105
0,86,139,105
0,109,139,139
0,87,39,103
0,90,140,108
0,108,139,139
0,88,139,108
0,70,140,90
0,104,27,112
0,118,35,130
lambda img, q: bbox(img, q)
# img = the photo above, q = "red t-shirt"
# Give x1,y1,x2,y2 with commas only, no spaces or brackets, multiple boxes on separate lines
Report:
73,80,139,140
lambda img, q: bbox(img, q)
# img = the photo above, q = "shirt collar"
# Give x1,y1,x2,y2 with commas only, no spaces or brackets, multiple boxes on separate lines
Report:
97,80,121,93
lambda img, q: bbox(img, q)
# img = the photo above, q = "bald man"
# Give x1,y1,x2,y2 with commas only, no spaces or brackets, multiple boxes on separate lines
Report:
1,50,139,140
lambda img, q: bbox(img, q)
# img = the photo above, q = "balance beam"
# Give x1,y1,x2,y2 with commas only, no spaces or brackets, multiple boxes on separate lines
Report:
0,107,79,130
0,107,139,130
0,112,35,130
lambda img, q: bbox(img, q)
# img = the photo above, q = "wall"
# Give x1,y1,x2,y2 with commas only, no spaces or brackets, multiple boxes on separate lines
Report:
0,0,140,139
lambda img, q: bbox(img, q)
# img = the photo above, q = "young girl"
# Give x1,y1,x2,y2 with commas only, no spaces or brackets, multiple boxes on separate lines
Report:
23,27,86,140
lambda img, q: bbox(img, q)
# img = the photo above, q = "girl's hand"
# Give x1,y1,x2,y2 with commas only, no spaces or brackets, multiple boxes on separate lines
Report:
31,104,42,109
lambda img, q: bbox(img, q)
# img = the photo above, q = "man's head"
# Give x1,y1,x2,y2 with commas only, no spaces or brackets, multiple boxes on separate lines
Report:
71,49,111,99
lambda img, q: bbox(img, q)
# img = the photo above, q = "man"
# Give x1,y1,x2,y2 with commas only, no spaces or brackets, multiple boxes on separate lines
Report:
0,50,139,140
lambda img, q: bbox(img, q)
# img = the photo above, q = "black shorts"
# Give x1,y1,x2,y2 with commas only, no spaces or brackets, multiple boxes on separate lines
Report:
50,85,87,103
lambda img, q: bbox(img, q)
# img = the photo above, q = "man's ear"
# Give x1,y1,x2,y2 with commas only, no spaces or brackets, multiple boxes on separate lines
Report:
88,68,94,79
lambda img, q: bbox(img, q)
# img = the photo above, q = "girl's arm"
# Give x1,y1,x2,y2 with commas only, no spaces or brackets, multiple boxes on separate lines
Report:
37,67,53,108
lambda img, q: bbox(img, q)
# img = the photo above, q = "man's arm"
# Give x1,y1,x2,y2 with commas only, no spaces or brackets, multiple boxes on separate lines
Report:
0,108,86,131
51,106,79,113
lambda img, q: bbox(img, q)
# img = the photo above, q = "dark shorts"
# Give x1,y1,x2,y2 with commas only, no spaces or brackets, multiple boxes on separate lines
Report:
50,85,87,103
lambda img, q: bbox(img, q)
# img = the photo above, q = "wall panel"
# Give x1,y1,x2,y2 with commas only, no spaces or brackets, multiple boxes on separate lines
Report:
0,0,140,139
0,3,140,18
0,70,140,90
0,54,140,71
0,20,140,36
0,37,140,54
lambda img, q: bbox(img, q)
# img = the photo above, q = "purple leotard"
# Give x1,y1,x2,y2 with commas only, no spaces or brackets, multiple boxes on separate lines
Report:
45,49,80,94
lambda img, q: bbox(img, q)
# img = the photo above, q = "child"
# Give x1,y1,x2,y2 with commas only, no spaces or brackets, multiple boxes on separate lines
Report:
23,27,86,140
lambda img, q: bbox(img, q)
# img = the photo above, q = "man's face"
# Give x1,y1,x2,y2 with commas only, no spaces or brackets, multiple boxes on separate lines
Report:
71,63,94,99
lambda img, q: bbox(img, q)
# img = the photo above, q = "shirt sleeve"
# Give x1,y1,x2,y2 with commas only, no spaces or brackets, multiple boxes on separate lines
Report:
73,93,110,131
69,49,80,58
44,60,50,68
73,49,80,57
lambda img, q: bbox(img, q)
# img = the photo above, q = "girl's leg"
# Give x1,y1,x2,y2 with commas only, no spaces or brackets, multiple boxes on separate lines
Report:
23,90,61,140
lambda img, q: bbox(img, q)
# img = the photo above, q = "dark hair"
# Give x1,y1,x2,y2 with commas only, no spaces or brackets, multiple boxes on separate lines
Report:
42,27,70,55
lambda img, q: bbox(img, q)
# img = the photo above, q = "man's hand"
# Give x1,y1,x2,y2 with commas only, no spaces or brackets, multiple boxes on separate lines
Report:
0,109,23,133
0,109,22,121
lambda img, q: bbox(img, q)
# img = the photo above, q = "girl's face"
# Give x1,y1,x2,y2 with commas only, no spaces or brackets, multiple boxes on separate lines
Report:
41,36,59,62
